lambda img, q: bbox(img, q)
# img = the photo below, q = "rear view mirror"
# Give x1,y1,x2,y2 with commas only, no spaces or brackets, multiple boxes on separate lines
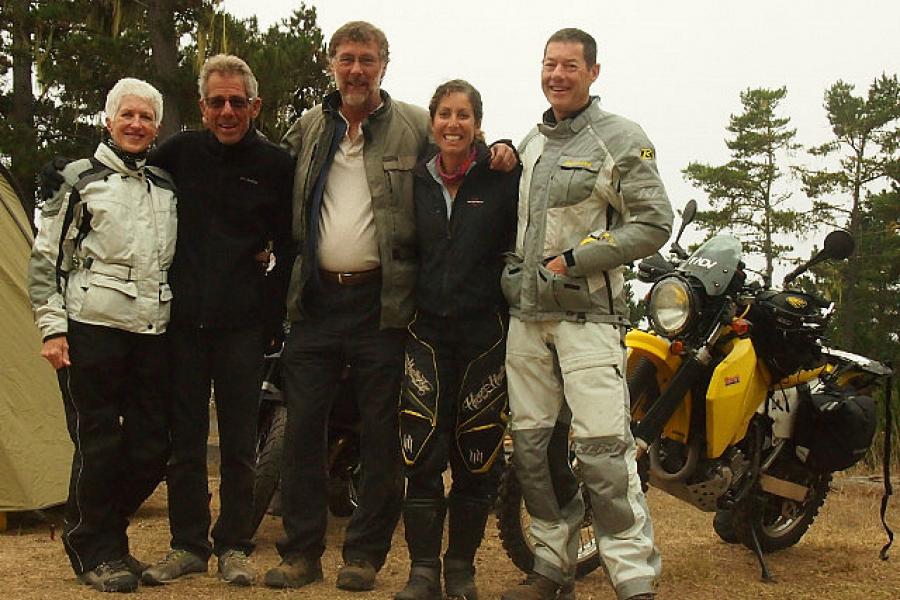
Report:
783,229,855,286
822,229,855,261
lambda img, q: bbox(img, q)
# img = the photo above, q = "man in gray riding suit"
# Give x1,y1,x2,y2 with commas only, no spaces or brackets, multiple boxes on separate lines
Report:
500,28,673,600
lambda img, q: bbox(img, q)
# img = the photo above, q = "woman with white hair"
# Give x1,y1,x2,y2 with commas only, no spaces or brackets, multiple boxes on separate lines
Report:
28,77,177,593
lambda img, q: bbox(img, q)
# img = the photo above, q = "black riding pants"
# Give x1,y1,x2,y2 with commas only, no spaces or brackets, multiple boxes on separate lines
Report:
401,311,507,503
58,321,170,575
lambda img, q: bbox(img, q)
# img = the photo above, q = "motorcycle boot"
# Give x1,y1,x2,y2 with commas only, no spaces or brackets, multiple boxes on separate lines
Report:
443,496,492,600
500,572,575,600
395,566,441,600
264,555,323,589
395,498,446,600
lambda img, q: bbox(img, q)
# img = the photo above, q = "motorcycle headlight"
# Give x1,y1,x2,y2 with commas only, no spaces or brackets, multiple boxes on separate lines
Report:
649,276,694,337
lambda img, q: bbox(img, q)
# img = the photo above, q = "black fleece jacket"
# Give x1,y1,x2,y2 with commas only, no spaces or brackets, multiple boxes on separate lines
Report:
151,128,294,332
413,142,520,317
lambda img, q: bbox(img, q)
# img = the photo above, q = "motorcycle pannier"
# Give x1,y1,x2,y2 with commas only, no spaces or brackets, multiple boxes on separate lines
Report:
793,388,877,473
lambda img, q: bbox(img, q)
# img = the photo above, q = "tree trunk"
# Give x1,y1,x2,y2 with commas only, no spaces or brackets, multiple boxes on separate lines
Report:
148,0,183,141
835,154,866,351
10,0,37,228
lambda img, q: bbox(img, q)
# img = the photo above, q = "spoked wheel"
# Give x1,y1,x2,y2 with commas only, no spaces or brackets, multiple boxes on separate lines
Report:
733,432,832,553
733,464,832,553
496,463,601,578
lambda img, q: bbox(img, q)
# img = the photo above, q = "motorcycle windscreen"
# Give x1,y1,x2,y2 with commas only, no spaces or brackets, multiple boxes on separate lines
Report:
680,235,742,296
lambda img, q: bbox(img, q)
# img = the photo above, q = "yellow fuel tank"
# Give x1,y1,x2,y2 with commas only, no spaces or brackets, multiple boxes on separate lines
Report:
705,338,772,457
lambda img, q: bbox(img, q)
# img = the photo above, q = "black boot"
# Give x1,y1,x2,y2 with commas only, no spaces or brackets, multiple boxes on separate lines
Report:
395,566,441,600
444,496,492,600
395,498,445,600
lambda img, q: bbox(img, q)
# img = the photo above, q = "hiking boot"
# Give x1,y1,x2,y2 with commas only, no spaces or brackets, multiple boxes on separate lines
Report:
264,556,323,589
218,549,256,586
500,572,575,600
444,558,478,600
122,554,149,576
78,559,139,593
141,549,208,585
394,566,441,600
336,559,377,591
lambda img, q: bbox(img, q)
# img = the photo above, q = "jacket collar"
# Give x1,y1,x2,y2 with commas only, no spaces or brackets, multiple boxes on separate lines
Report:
94,142,145,176
323,89,393,136
538,96,600,138
202,126,259,156
414,140,491,178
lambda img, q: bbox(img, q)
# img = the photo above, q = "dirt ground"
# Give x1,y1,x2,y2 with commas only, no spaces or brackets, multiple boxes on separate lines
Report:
2,474,897,599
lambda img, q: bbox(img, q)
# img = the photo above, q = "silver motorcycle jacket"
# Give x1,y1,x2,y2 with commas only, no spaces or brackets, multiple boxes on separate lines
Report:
28,143,177,339
502,98,673,323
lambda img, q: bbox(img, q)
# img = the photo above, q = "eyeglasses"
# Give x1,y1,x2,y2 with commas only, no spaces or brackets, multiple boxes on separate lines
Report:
334,54,380,68
204,96,253,110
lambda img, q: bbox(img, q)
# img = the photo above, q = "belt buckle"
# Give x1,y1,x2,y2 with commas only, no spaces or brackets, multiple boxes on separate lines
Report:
337,272,349,285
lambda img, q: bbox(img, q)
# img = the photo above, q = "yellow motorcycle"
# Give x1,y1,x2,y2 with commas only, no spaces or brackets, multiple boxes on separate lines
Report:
627,208,892,579
497,201,894,580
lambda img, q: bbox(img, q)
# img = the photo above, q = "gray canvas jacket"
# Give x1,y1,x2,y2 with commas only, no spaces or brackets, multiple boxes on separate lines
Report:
281,90,430,329
502,98,673,322
28,143,177,339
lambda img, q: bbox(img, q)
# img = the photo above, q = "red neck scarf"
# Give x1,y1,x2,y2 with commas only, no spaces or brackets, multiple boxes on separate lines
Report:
436,146,476,186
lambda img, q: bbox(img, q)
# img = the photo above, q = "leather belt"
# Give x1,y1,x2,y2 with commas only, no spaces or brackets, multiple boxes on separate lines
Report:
319,267,382,286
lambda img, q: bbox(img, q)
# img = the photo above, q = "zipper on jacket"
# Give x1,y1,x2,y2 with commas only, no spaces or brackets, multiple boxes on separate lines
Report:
440,179,456,312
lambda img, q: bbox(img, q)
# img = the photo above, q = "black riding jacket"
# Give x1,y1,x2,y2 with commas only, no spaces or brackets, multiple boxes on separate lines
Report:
151,128,294,331
413,142,520,317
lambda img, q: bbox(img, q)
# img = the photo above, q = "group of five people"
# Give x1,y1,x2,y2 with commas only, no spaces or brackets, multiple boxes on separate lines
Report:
29,20,671,600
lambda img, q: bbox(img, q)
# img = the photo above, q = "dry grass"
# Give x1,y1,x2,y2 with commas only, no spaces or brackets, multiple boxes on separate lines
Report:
2,474,897,599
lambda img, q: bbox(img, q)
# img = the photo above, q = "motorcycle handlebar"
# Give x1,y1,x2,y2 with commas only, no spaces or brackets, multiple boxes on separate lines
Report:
636,253,677,283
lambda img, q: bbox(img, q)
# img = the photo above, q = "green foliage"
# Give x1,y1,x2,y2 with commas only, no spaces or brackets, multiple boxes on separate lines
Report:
683,87,805,283
799,75,900,229
624,268,648,327
187,5,330,140
0,0,329,215
835,190,899,361
799,75,900,354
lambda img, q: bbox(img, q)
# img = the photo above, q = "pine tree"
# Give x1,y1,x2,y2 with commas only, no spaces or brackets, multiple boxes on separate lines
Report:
0,1,330,217
799,75,900,352
683,87,804,284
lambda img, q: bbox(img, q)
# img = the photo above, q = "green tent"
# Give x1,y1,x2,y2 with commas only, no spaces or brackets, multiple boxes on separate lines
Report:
0,164,71,513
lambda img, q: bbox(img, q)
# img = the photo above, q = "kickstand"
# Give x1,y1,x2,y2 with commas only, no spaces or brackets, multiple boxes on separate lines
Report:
747,523,775,583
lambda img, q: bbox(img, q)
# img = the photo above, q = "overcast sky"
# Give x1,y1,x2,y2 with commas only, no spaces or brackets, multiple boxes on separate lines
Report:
222,0,899,266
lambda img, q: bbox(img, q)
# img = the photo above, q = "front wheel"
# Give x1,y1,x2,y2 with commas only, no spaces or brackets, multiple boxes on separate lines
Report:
733,471,832,553
496,463,601,579
252,403,286,534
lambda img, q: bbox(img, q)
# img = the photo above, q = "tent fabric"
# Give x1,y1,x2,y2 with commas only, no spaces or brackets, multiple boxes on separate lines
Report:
0,164,72,511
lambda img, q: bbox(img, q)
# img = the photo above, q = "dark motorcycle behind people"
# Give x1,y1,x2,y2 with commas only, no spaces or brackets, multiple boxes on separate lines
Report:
252,343,361,532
